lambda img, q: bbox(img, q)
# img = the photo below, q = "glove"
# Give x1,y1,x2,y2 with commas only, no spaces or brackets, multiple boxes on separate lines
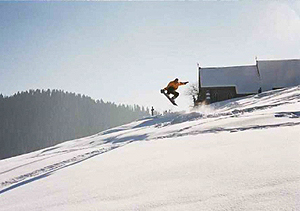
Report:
184,81,189,85
160,89,165,93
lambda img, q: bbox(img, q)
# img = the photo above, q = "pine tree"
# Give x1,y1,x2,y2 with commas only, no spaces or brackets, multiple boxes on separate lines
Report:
0,89,150,159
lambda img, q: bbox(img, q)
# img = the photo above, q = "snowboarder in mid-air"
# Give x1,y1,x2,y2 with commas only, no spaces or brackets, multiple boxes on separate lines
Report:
161,78,189,106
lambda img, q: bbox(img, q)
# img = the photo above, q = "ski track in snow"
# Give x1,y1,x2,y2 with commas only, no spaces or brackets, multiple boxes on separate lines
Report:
1,86,300,197
0,144,123,191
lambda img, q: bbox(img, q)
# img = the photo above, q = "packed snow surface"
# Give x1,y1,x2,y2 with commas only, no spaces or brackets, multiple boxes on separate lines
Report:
1,86,300,211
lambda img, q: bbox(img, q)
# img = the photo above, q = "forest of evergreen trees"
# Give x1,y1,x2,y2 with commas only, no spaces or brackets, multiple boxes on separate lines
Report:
0,89,150,160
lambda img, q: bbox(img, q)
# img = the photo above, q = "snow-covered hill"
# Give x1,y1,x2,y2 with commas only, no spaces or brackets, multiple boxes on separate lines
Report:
1,86,300,211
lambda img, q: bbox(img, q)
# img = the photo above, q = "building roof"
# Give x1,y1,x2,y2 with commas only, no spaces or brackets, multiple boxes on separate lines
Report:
199,59,300,94
257,59,300,91
200,65,260,94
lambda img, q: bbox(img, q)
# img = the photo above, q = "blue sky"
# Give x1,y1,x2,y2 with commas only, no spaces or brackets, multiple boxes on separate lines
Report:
1,1,300,112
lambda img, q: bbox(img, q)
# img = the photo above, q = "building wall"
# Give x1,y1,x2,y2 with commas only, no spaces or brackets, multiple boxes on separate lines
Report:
198,87,253,104
204,87,237,103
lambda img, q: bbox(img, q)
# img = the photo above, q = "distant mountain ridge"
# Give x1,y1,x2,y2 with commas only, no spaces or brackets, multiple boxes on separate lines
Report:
0,89,149,159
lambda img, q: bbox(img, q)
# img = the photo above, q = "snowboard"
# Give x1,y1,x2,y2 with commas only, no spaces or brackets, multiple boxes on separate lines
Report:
160,89,178,106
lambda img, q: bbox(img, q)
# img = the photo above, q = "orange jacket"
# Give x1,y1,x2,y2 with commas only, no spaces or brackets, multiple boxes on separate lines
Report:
164,80,186,90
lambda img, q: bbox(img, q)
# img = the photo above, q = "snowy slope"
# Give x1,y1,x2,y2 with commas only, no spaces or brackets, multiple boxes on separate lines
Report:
0,86,300,211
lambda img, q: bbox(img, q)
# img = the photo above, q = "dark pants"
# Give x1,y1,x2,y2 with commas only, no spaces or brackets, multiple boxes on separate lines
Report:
167,87,179,99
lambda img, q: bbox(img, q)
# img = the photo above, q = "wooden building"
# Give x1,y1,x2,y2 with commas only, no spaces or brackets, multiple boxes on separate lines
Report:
195,59,300,104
